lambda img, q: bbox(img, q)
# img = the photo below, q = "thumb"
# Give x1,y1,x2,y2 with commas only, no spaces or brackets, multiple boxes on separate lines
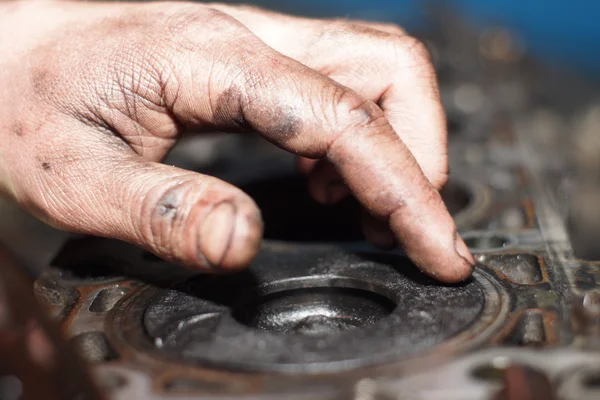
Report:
28,156,263,272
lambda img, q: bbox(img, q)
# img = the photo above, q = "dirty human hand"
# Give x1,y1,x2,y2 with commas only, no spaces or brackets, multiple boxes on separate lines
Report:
0,1,475,282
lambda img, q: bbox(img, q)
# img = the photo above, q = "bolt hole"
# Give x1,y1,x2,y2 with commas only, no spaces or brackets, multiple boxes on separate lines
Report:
70,332,118,363
89,287,128,313
464,235,512,251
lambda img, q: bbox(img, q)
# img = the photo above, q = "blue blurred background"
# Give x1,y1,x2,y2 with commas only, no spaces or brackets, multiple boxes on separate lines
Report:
239,0,600,78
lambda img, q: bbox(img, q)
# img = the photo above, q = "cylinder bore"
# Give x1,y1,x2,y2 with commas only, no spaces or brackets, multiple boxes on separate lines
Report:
233,286,396,336
126,245,503,373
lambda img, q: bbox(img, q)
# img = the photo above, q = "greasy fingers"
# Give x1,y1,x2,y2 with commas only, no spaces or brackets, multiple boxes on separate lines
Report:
0,1,472,281
208,6,449,189
207,6,459,266
167,25,474,280
323,100,474,282
0,2,266,271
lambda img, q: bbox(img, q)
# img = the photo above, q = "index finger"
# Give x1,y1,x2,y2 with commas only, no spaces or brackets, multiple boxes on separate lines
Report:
325,96,475,282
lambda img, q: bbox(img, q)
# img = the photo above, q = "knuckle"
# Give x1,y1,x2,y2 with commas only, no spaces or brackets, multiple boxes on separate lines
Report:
199,7,243,32
334,88,387,131
377,22,406,36
394,36,433,67
422,185,445,210
215,59,302,142
162,5,243,46
230,58,273,92
356,21,405,37
317,21,346,41
327,87,392,155
319,20,406,47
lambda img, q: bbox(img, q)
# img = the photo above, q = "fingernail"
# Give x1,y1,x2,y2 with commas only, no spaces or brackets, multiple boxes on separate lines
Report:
198,201,237,269
325,180,350,204
455,232,475,266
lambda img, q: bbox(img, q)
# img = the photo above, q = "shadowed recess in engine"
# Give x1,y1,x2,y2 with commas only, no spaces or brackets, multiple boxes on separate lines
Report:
241,176,474,242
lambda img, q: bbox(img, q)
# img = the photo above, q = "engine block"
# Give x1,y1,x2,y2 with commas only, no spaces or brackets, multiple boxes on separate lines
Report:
32,19,600,400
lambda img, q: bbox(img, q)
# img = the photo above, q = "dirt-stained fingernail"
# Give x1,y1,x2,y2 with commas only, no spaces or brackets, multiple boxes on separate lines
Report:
455,231,475,267
198,201,237,269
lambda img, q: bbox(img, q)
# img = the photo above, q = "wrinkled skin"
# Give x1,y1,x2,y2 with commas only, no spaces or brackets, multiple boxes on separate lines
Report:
0,0,474,282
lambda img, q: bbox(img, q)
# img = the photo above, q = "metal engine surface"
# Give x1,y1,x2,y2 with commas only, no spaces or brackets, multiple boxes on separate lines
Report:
33,19,600,400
